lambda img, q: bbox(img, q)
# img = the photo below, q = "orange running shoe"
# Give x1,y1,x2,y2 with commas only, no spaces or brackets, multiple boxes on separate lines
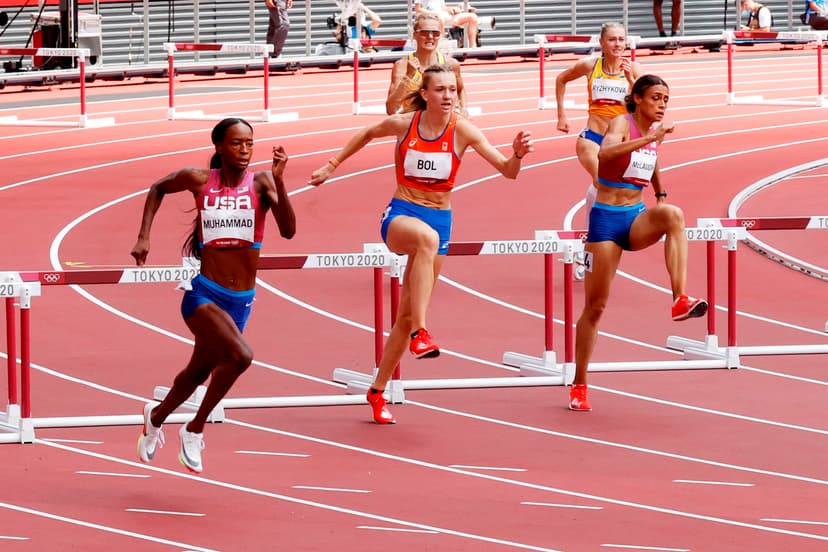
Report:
409,328,440,359
672,294,708,321
568,384,592,412
366,389,396,424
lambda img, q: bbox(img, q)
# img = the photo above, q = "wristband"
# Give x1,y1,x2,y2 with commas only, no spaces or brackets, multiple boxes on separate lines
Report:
328,157,340,168
514,151,524,159
655,191,667,198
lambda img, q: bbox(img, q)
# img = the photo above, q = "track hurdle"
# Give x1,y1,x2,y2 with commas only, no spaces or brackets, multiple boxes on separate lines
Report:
352,38,410,115
534,34,640,110
724,30,828,107
667,216,828,360
0,275,40,443
333,232,587,403
332,225,743,403
0,47,115,128
0,247,393,444
502,226,741,379
163,42,299,123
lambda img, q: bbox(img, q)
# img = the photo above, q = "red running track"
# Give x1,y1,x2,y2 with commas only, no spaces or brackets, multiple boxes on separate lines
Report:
1,47,827,551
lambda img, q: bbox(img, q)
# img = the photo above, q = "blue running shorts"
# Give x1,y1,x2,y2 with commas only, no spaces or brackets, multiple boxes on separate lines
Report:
181,274,255,332
380,197,453,255
578,128,604,146
586,202,646,251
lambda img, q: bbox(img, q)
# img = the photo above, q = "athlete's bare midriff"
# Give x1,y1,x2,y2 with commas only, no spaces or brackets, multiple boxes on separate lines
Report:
393,184,452,210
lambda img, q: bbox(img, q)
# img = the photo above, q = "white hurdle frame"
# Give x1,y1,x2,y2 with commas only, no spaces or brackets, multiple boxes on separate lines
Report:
667,216,828,360
0,247,392,444
724,30,828,107
0,47,115,128
503,227,741,380
333,232,584,403
163,42,298,123
351,38,410,115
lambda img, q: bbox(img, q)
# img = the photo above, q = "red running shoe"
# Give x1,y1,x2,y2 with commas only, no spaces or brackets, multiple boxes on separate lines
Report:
672,294,708,321
366,389,396,424
568,384,592,412
409,328,440,359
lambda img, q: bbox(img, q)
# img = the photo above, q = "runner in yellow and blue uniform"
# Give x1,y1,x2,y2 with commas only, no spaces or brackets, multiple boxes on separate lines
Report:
555,22,641,234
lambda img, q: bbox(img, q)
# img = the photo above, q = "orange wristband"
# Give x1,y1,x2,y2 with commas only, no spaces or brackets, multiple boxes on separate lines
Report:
328,156,340,168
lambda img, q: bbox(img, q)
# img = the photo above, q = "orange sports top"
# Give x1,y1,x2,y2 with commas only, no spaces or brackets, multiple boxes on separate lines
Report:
395,110,461,192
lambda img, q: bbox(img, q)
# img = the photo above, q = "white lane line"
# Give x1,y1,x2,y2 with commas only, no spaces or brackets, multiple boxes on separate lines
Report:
125,508,206,517
76,470,151,478
449,465,527,472
601,545,690,552
235,450,310,458
292,485,371,494
0,501,217,551
41,438,104,444
521,502,603,510
673,480,755,487
761,518,828,526
357,525,440,534
0,535,30,540
41,441,563,552
46,435,828,545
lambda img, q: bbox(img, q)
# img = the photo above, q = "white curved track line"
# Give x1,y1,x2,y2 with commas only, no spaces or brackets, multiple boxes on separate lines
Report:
728,158,828,279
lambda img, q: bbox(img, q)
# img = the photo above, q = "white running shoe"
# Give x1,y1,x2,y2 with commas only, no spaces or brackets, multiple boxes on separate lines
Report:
137,402,164,463
178,423,205,473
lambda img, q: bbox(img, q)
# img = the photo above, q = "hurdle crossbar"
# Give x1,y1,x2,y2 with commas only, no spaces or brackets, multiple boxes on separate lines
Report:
724,30,828,107
163,42,298,123
667,216,828,359
0,247,392,443
0,48,114,128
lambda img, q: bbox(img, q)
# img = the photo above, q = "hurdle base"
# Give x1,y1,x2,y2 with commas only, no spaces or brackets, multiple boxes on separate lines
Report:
729,94,823,107
401,375,566,390
502,350,572,382
32,412,196,429
352,103,388,115
153,384,224,423
221,394,367,408
2,404,21,426
587,359,728,372
0,115,114,128
538,99,585,111
260,110,299,123
334,368,405,403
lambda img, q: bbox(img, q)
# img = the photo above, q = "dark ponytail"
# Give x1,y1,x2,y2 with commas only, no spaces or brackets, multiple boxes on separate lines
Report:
182,117,253,260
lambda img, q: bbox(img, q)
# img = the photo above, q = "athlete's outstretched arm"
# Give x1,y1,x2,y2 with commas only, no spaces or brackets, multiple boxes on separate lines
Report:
131,168,206,266
309,115,408,186
461,121,533,179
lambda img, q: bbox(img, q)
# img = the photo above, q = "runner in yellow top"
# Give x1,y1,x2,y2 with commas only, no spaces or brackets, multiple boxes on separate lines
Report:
386,12,467,114
555,22,641,229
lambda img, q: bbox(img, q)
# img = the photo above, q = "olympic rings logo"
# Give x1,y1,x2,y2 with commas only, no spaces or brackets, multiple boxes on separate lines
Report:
577,232,588,241
41,273,62,283
740,219,756,228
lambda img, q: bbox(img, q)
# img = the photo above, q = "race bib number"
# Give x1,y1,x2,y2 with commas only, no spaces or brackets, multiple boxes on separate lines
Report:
403,150,452,183
201,208,255,247
591,77,627,105
622,148,657,183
